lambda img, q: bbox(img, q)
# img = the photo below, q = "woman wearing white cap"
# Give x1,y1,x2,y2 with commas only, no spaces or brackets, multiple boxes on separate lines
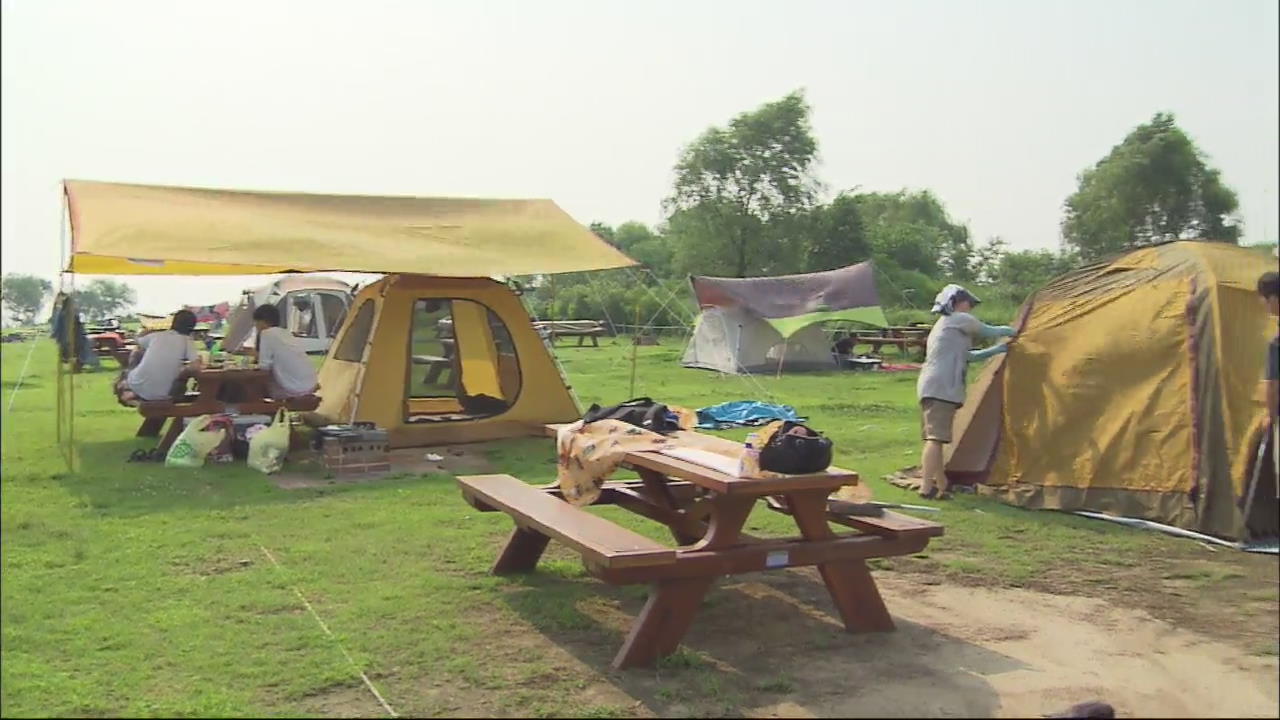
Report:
917,284,1014,499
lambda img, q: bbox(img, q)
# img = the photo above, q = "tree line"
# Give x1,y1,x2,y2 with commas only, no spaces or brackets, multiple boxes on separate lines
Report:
1,277,135,327
525,92,1246,328
3,95,1250,331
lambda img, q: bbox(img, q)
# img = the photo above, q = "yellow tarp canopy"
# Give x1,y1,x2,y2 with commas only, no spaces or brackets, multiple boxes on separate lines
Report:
63,180,636,276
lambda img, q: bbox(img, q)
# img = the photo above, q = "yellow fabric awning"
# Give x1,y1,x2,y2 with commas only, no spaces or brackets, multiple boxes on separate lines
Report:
64,180,636,276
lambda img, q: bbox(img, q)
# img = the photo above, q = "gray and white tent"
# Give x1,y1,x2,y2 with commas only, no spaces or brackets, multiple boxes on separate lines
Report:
681,262,888,374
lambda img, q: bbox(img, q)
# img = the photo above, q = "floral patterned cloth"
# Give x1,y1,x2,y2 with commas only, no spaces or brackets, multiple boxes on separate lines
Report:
556,419,670,506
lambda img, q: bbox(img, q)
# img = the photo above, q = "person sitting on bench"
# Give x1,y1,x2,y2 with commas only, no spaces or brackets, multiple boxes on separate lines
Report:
831,332,855,357
115,309,203,406
253,303,318,401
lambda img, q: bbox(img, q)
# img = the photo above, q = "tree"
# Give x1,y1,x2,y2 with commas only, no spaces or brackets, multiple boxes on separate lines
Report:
73,279,136,321
613,221,674,278
971,236,1009,285
665,90,822,277
803,193,870,272
588,222,616,246
1,274,53,325
854,189,973,279
1062,112,1241,260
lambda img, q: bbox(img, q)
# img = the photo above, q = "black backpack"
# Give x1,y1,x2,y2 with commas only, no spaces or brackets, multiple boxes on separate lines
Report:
582,397,677,433
758,421,833,474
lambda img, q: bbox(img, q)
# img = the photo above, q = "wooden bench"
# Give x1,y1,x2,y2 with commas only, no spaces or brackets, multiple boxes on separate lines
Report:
135,393,321,453
459,474,677,572
765,496,944,540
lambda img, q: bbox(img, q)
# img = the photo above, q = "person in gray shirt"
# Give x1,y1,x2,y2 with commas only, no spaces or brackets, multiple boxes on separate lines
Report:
252,304,319,400
917,284,1014,499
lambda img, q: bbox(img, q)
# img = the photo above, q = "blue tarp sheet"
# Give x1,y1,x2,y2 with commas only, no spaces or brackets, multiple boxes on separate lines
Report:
695,401,804,430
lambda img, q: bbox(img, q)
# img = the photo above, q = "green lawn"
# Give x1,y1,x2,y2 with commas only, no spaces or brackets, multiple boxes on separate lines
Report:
2,337,1275,717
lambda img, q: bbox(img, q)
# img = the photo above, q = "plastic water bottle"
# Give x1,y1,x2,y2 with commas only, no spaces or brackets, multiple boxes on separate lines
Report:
739,432,762,478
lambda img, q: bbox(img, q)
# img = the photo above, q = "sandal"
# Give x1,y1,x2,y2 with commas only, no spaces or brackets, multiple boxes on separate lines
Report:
918,487,953,501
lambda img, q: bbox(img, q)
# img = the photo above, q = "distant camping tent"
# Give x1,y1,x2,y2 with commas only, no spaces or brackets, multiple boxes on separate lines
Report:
945,241,1276,541
682,262,888,374
313,274,581,447
223,275,355,355
56,179,636,465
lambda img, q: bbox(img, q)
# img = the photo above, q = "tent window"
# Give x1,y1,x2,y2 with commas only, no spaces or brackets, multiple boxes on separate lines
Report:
288,294,319,338
319,292,348,337
406,298,521,419
334,300,375,362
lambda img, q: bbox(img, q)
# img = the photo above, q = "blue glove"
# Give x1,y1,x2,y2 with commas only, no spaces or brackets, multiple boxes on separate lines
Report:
969,342,1009,362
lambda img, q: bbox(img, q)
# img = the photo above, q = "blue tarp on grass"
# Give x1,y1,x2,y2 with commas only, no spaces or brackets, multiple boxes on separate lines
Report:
695,401,805,430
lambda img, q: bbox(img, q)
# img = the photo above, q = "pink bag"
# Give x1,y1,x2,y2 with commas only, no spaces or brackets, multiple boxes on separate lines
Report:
205,415,236,463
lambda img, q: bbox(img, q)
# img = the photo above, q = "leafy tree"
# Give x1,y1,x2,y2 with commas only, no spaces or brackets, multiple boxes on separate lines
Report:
854,189,973,280
614,222,675,279
991,249,1077,304
803,193,870,271
1,274,53,325
588,222,616,246
1062,112,1241,260
868,222,946,278
665,90,821,277
73,279,136,321
971,236,1009,285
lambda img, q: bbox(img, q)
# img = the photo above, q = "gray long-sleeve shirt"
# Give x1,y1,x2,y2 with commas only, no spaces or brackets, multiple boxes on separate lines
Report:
916,312,1015,405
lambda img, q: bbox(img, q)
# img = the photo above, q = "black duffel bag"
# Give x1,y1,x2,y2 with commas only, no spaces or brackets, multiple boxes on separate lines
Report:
582,397,678,433
758,421,833,474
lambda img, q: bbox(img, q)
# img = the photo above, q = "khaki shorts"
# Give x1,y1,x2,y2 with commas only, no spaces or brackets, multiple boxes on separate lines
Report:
920,398,960,443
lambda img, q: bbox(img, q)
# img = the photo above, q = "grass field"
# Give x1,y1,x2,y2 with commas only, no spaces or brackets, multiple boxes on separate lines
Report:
2,337,1276,717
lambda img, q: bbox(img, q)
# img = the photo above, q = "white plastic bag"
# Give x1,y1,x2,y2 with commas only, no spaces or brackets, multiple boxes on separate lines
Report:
247,409,291,474
165,414,227,468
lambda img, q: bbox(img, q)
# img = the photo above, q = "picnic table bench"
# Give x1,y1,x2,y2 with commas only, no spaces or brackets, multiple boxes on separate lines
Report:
457,424,943,669
852,326,928,357
135,366,320,452
534,321,606,347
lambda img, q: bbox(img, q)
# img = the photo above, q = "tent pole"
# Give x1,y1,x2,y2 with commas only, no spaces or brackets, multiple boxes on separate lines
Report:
1241,427,1272,537
775,340,788,379
628,303,639,397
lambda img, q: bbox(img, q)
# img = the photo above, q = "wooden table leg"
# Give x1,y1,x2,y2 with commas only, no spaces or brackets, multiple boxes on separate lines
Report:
137,417,165,437
156,417,185,454
786,488,895,633
613,493,756,668
492,526,550,574
613,576,714,669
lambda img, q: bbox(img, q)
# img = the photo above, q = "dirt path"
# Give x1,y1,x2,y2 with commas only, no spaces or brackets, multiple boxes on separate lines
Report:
469,568,1279,719
729,573,1278,718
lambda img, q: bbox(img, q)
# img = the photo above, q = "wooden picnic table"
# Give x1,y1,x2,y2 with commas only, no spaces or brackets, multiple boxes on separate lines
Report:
852,326,928,357
135,366,318,452
456,423,943,669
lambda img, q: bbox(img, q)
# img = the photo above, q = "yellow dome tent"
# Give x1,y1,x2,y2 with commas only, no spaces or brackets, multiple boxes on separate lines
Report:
313,274,582,447
945,241,1275,541
56,180,636,466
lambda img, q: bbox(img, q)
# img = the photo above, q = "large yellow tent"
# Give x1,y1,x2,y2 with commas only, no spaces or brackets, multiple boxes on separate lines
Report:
312,275,581,447
58,180,636,457
946,241,1275,541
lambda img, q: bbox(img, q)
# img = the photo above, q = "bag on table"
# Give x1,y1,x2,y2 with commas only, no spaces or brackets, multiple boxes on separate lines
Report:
582,397,679,434
247,409,292,474
164,414,228,468
758,420,833,475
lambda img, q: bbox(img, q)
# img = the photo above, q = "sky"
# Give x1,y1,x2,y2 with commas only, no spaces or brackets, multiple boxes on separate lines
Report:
2,0,1277,315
